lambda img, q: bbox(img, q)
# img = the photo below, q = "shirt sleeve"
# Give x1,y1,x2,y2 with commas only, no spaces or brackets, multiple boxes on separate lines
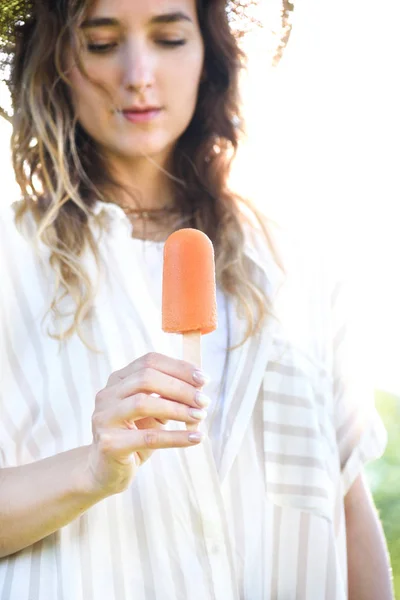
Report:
330,270,387,496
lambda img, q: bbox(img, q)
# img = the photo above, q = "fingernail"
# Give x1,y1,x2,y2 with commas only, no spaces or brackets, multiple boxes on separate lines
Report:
190,408,207,421
195,391,211,408
193,370,211,386
188,432,204,443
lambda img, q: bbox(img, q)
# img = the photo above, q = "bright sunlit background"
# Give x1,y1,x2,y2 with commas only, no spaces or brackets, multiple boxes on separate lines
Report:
232,0,400,397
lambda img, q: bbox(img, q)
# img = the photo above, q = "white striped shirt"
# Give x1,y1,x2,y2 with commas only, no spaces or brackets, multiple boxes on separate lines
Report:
0,200,387,599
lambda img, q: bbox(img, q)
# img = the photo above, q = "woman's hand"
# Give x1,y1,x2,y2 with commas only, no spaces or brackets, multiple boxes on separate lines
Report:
84,352,210,497
0,352,210,556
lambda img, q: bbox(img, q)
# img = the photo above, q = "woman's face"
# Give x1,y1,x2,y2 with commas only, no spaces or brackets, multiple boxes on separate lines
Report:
67,0,205,165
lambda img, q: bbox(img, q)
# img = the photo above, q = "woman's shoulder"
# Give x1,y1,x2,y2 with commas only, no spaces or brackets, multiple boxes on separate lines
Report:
242,209,341,298
0,199,36,244
0,200,41,272
243,211,348,365
0,199,17,227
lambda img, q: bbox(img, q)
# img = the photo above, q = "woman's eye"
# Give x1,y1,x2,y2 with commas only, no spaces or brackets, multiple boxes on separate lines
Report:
157,40,187,48
87,43,117,54
86,40,186,53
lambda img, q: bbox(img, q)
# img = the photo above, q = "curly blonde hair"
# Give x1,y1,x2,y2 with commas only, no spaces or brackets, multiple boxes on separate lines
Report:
9,0,292,345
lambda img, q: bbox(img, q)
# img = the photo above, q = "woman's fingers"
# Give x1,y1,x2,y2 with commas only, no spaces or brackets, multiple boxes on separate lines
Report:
99,428,204,457
100,393,208,427
101,354,211,419
117,369,210,409
88,354,210,496
108,352,209,389
134,417,165,430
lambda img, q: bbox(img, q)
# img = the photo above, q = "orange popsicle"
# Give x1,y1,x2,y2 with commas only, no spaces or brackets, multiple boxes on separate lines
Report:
162,228,217,335
162,229,217,432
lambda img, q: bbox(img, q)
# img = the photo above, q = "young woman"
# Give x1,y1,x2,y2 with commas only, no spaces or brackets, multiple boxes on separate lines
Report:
0,0,393,598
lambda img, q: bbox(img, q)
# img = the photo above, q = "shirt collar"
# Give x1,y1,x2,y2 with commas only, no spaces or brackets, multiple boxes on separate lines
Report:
243,228,286,301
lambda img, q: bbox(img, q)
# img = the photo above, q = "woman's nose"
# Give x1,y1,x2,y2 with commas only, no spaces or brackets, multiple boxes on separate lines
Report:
122,40,156,93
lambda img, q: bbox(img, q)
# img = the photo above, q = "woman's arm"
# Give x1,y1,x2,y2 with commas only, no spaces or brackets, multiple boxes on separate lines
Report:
0,446,105,559
345,472,394,600
0,353,207,559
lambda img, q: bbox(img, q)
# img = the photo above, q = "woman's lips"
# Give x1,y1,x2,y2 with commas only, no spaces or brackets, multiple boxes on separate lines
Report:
122,109,162,124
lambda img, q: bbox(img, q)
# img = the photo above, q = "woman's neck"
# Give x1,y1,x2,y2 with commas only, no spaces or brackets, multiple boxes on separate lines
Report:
105,152,176,212
102,153,183,241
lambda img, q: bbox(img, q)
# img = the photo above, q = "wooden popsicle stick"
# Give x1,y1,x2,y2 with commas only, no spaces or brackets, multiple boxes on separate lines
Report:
182,331,201,432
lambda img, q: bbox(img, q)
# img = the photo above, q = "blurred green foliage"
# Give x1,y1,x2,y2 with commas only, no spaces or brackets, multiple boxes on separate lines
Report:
366,390,400,599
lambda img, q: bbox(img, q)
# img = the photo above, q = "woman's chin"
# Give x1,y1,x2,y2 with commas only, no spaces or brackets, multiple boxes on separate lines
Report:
107,136,174,163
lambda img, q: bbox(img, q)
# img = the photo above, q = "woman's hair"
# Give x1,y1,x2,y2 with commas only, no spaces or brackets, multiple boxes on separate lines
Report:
10,0,289,345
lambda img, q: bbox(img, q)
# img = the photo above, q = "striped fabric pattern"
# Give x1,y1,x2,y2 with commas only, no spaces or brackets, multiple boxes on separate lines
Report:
0,201,387,599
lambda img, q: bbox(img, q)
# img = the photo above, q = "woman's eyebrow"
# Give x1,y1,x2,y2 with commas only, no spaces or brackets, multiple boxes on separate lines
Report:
81,12,193,30
81,17,118,29
150,11,193,25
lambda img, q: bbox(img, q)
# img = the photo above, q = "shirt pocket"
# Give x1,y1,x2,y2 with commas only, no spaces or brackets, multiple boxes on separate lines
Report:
262,340,337,522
